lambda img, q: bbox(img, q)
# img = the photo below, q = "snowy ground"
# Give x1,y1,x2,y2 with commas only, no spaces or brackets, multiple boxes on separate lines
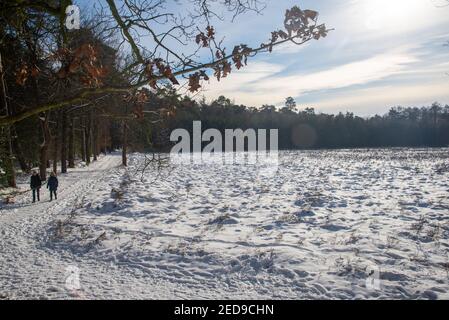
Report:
1,149,449,300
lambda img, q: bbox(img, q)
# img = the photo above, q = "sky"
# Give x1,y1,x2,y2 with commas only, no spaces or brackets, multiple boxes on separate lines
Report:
80,0,449,116
193,0,449,115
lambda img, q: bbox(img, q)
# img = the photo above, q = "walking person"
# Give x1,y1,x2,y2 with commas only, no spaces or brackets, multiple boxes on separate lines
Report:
30,171,42,203
47,172,59,201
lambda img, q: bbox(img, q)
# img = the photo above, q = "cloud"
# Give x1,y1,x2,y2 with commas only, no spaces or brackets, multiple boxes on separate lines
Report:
199,51,418,107
254,53,417,93
196,61,283,103
312,81,449,116
184,0,449,114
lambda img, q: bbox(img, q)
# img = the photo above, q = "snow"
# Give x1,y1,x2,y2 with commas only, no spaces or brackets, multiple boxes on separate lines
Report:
1,149,449,299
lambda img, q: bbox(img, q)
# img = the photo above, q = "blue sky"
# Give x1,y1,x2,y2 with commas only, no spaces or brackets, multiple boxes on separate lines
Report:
80,0,449,115
197,0,449,115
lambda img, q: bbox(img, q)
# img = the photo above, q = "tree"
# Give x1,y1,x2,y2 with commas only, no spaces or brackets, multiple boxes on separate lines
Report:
0,1,329,126
285,97,297,112
0,52,16,187
0,1,330,184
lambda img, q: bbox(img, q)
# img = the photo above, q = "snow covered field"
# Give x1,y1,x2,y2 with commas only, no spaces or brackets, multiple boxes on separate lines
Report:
1,149,449,300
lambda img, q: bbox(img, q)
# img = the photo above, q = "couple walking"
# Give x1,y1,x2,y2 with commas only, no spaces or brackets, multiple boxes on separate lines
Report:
30,171,59,203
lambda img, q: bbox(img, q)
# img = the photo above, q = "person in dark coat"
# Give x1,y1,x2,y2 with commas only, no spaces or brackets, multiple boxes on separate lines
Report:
47,172,59,201
30,171,42,203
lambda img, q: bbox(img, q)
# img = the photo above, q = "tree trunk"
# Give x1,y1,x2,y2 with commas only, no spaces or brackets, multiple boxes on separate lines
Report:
85,115,91,165
68,117,75,168
53,114,59,174
81,117,86,162
122,120,127,166
92,112,98,161
25,50,49,180
60,110,67,173
11,127,30,173
40,146,48,179
21,22,50,181
39,111,51,180
103,124,108,155
40,122,51,180
0,51,16,188
5,130,16,188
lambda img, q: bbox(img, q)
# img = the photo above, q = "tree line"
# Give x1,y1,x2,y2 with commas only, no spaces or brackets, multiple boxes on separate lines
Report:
139,93,449,152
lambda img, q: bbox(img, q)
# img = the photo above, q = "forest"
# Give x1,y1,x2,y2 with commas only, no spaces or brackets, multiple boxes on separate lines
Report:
149,94,449,151
0,0,448,189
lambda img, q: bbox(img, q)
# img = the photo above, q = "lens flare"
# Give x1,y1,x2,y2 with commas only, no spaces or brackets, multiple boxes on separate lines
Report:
363,0,428,30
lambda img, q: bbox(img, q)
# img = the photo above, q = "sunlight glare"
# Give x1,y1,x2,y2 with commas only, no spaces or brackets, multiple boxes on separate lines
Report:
363,0,428,30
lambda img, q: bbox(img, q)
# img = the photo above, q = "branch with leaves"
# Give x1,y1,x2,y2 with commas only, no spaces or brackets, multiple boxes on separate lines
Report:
0,1,330,126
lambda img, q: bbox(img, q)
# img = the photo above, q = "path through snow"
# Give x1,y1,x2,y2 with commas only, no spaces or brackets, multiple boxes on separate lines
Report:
0,154,177,299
